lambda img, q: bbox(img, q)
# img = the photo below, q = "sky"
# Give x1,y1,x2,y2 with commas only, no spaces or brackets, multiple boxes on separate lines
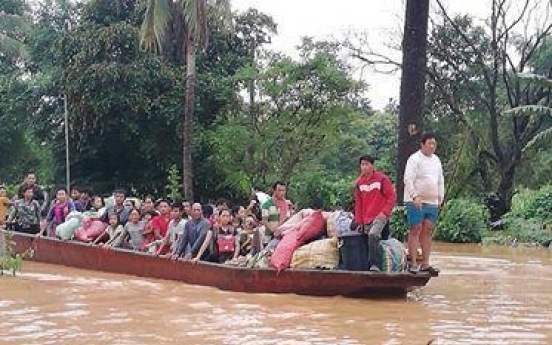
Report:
232,0,491,110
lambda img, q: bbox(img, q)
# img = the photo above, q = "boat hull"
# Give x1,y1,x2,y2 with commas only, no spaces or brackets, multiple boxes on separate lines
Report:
5,231,433,298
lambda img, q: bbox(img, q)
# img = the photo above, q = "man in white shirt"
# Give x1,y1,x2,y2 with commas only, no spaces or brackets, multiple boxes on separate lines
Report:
404,133,444,274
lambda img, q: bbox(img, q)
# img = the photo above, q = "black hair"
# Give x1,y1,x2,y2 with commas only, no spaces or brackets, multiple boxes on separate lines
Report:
358,155,375,164
20,183,34,193
171,203,183,211
112,189,126,196
143,194,155,202
156,199,169,207
202,204,214,218
55,186,68,194
272,181,286,191
310,196,324,210
420,132,437,144
215,198,229,207
144,209,158,219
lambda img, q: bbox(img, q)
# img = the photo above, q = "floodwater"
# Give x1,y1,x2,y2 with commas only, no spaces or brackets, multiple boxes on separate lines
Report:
1,243,551,345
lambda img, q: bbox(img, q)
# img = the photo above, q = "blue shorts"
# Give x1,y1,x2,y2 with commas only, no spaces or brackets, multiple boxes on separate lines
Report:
406,202,439,227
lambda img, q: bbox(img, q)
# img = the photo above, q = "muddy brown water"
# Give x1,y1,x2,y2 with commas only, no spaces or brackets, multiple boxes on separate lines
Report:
1,243,551,345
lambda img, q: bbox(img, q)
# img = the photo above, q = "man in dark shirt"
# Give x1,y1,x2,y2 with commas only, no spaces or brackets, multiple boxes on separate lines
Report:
101,189,131,225
172,203,213,263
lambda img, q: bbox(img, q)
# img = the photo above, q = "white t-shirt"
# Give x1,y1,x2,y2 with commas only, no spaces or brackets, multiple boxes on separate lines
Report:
404,150,445,206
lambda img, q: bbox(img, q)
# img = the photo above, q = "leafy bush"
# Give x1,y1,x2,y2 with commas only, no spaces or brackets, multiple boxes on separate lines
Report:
483,218,552,247
389,206,409,242
289,169,354,210
435,198,489,243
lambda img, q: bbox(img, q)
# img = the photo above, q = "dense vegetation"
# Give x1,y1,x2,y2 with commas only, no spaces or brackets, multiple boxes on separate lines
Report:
1,0,551,246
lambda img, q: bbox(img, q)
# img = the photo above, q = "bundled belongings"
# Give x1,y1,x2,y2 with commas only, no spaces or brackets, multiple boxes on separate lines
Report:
55,211,84,240
74,218,108,242
291,237,339,270
271,210,326,272
380,238,407,273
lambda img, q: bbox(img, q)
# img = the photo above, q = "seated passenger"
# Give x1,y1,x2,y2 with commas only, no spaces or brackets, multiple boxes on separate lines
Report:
93,213,122,245
214,208,239,263
108,208,145,250
155,203,187,256
101,189,131,225
171,203,213,264
7,184,41,234
143,200,171,252
236,215,262,258
141,195,158,216
43,187,75,237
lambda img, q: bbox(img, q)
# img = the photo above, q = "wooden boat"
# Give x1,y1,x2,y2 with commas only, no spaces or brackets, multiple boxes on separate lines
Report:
6,230,436,298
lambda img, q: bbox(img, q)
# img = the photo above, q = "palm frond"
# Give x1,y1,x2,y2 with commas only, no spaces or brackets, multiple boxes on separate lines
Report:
516,72,552,89
139,0,171,53
522,126,552,153
182,0,209,48
0,13,32,37
0,32,28,60
502,105,552,118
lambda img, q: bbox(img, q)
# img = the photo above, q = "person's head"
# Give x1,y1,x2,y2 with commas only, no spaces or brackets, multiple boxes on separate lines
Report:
310,196,324,211
142,195,155,210
92,195,104,209
124,199,136,209
21,184,34,200
113,189,126,206
182,200,192,217
244,215,257,230
191,203,203,220
233,205,246,219
272,181,287,200
170,203,183,220
143,209,157,222
55,187,68,203
0,186,6,197
215,198,229,209
129,208,141,223
70,186,82,200
156,199,170,215
25,172,37,186
202,204,214,219
108,213,120,227
218,208,232,226
420,132,437,156
359,155,376,176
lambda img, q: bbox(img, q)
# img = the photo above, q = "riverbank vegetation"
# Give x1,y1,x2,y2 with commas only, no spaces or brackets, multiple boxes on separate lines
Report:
1,0,552,247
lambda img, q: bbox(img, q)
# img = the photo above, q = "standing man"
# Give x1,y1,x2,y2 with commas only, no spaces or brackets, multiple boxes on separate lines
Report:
261,181,291,240
17,172,47,211
404,133,444,274
354,155,396,272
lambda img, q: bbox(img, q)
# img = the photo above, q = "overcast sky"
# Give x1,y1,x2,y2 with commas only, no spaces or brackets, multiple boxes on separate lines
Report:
232,0,492,110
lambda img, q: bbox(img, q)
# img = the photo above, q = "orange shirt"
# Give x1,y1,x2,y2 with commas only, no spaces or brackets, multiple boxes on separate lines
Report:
0,196,9,225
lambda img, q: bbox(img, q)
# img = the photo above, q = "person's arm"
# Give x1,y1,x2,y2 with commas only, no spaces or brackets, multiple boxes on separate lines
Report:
404,155,420,204
192,227,213,264
232,232,240,259
7,203,17,223
173,223,190,258
380,177,397,219
107,225,126,247
438,159,445,206
353,179,362,224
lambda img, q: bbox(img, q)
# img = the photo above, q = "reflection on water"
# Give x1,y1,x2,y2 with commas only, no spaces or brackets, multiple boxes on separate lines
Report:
0,243,551,345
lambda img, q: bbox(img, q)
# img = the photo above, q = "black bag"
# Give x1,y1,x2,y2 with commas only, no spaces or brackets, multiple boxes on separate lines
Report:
339,234,369,271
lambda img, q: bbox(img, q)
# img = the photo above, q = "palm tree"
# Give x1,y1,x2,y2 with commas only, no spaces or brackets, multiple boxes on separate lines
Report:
140,0,231,201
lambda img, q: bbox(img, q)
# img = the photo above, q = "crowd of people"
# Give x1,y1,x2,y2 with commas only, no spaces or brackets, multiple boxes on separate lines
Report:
1,133,444,273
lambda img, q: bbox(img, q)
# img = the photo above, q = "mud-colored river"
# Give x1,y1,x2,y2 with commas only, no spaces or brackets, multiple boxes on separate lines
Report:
1,243,551,345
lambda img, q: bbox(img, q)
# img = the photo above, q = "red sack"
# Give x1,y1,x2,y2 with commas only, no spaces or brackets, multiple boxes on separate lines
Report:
270,231,300,272
296,210,326,242
74,227,90,242
271,211,326,272
217,235,235,253
85,220,107,240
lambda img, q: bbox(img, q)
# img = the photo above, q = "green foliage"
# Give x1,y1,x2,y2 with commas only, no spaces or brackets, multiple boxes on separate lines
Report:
502,185,552,227
288,169,354,210
389,206,409,242
0,231,33,276
482,218,552,247
165,164,182,202
435,198,489,243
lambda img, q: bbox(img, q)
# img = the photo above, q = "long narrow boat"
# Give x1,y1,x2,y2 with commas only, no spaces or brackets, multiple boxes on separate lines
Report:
5,230,436,298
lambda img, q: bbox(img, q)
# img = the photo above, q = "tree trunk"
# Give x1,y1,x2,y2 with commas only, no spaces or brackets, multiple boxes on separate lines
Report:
396,0,430,205
183,36,196,201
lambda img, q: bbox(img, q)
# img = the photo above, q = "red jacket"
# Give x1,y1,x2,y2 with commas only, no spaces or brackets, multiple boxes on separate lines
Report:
354,171,396,225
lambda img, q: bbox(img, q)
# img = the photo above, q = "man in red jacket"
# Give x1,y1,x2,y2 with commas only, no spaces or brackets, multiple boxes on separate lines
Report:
354,155,396,271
